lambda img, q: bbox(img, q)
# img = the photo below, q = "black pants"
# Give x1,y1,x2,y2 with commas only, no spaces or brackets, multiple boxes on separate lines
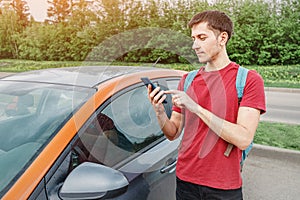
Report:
176,177,243,200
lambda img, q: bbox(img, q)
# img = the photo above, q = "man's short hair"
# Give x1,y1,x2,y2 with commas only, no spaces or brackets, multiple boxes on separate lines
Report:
188,10,234,41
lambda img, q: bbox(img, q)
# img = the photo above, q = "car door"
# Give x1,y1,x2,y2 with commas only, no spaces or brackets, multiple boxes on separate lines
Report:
75,78,179,199
31,77,181,200
106,79,179,200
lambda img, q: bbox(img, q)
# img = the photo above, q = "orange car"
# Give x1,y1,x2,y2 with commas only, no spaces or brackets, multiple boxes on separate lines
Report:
0,66,185,200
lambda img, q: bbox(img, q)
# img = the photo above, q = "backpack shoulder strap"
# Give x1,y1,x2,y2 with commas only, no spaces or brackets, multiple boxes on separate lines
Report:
224,66,249,157
236,66,253,168
236,66,249,102
184,70,198,92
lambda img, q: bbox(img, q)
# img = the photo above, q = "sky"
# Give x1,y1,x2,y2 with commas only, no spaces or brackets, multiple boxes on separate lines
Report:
25,0,217,22
26,0,48,22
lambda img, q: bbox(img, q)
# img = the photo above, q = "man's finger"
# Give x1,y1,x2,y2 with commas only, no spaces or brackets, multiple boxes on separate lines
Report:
158,95,167,104
164,90,179,94
149,86,160,99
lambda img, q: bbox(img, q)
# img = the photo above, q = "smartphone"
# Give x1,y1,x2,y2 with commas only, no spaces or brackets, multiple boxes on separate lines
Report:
141,77,167,103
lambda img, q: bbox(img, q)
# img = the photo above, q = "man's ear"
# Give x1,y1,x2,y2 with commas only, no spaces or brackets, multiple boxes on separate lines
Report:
219,32,229,46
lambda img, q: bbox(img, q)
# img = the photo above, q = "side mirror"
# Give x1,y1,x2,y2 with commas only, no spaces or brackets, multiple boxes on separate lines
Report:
59,162,129,199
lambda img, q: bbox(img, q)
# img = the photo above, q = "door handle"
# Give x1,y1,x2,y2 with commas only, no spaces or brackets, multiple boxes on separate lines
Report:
160,159,177,174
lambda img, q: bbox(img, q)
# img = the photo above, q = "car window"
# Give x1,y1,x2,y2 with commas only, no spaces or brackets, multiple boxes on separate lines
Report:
0,81,94,196
74,84,169,168
105,86,162,145
0,92,39,120
167,79,180,90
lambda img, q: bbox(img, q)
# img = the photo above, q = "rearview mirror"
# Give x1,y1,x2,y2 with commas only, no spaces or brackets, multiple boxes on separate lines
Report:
59,162,129,199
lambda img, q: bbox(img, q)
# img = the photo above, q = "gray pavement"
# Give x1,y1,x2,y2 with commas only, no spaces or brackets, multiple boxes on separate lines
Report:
243,144,300,200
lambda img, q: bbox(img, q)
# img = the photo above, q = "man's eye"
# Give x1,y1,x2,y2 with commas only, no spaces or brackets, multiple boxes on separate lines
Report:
192,36,207,41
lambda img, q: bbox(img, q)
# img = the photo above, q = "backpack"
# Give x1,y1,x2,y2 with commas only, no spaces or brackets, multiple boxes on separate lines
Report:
183,66,253,168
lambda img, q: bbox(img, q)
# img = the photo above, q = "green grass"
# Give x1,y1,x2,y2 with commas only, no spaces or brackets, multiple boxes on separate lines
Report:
255,122,300,151
0,59,84,72
0,59,149,72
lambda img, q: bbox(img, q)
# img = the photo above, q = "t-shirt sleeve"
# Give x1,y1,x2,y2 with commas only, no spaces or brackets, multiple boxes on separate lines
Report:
240,70,266,114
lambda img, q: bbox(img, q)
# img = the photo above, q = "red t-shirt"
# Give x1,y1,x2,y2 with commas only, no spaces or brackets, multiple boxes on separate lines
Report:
173,62,266,189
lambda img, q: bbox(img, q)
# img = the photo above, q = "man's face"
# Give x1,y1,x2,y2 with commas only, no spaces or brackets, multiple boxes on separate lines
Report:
191,22,222,64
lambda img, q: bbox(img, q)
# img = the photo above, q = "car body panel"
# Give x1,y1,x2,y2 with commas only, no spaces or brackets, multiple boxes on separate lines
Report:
1,66,186,200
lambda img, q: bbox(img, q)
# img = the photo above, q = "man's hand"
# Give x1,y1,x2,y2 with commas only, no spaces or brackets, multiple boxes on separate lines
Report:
147,85,167,116
165,90,198,113
146,86,184,140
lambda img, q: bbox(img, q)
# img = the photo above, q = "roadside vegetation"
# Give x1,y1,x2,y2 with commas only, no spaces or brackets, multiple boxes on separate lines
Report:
255,122,300,151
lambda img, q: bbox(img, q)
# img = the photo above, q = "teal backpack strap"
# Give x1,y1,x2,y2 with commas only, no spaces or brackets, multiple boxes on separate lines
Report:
224,66,252,168
236,66,249,103
241,142,253,167
184,70,198,92
236,66,253,167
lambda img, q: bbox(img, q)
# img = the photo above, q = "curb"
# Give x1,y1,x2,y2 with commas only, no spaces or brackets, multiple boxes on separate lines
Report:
252,144,300,164
264,87,300,93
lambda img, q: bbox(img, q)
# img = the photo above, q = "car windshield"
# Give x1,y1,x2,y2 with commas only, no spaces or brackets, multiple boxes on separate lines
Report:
0,80,95,194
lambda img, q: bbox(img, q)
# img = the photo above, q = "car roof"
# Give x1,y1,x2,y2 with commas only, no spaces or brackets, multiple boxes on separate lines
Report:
1,66,169,88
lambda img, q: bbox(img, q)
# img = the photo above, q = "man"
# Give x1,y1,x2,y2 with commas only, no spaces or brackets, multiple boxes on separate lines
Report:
147,10,266,199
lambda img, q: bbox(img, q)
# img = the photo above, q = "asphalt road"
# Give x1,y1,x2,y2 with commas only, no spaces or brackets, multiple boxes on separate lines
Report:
243,144,300,200
261,88,300,125
1,72,299,199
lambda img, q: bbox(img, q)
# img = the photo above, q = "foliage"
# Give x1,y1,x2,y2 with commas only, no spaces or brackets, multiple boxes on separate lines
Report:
250,65,300,88
10,0,30,27
0,10,21,58
0,0,299,65
86,27,196,64
47,0,72,23
0,0,30,58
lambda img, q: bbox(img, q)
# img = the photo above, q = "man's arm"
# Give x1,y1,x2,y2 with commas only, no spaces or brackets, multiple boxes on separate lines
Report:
165,90,261,150
195,105,260,150
147,85,184,141
155,110,184,140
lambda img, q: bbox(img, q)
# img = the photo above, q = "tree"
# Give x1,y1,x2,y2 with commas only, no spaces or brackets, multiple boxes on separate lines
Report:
9,0,30,27
0,0,299,64
277,0,300,64
0,10,20,58
68,0,98,28
47,0,72,23
0,0,30,59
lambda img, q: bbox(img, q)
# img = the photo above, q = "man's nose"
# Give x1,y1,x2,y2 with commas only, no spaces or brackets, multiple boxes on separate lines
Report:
192,39,200,50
